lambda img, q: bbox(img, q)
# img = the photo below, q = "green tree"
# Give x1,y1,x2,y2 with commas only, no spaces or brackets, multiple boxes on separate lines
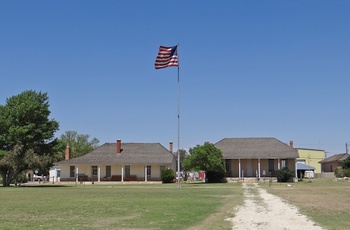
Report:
60,131,99,158
183,142,226,183
175,149,187,171
342,156,350,169
0,90,59,186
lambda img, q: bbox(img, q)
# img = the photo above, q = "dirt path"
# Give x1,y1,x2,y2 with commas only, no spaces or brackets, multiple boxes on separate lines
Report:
227,183,325,230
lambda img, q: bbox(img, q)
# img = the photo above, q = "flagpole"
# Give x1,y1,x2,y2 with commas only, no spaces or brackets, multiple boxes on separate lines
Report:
177,43,181,188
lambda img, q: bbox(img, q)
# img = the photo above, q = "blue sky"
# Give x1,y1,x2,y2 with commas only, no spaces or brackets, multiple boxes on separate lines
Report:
1,1,349,156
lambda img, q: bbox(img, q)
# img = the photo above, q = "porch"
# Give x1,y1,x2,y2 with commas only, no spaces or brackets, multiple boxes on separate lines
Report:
59,164,167,182
224,158,297,179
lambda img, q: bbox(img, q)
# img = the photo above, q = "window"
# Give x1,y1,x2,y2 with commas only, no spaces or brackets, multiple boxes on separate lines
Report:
268,159,274,172
106,166,111,177
57,169,61,178
70,166,75,177
146,165,151,181
160,165,165,175
92,166,98,176
147,165,151,176
125,165,130,177
282,159,288,169
225,159,231,172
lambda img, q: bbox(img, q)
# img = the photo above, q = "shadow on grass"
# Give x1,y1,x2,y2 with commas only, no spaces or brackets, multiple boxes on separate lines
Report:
3,184,72,188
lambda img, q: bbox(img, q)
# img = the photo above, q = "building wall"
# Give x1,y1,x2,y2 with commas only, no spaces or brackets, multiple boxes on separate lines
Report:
60,165,72,178
321,162,341,172
297,149,325,173
226,158,296,178
60,164,170,181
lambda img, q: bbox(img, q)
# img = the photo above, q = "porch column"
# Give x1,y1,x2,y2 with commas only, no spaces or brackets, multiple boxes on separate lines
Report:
121,165,124,182
98,166,101,182
238,159,241,178
75,166,79,182
258,158,261,178
295,160,298,178
278,159,281,170
145,166,147,182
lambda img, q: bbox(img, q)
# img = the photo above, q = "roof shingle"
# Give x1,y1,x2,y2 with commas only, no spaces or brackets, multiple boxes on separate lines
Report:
58,142,174,165
214,138,299,159
318,153,349,163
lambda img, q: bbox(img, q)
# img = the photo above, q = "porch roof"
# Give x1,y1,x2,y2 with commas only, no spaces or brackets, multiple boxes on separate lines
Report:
57,142,175,165
215,138,299,159
296,163,315,171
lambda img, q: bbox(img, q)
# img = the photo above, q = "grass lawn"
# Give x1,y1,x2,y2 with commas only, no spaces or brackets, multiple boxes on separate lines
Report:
262,178,350,230
0,182,243,230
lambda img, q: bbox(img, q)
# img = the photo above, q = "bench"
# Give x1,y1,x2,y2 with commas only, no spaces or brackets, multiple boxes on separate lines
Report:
111,175,121,181
125,175,137,181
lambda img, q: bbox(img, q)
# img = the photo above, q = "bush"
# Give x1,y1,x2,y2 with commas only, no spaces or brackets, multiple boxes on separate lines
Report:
206,170,226,183
335,167,343,178
14,173,28,185
161,168,175,183
343,168,350,177
276,167,294,182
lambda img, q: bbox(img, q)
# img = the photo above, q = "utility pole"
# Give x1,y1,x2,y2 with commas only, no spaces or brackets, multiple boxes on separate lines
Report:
346,143,348,154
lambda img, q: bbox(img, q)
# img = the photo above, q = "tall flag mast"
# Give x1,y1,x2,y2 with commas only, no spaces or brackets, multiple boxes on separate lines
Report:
155,44,181,188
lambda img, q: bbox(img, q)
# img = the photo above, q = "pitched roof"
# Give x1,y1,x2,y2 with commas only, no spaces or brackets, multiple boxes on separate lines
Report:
214,138,299,159
318,153,349,163
57,142,174,165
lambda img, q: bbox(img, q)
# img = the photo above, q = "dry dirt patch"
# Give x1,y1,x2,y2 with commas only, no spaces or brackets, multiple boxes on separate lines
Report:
228,183,324,230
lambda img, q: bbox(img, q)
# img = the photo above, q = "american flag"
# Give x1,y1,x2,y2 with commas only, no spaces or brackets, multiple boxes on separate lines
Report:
154,45,178,69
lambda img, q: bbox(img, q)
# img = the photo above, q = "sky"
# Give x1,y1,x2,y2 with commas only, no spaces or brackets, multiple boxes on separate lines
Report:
1,1,350,156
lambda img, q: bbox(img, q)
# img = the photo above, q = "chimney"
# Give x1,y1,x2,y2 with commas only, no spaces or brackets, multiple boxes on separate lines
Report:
65,144,71,160
169,141,173,153
117,139,121,153
289,140,294,148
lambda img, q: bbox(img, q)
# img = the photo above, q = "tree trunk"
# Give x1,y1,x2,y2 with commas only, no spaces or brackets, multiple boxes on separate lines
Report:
1,171,12,187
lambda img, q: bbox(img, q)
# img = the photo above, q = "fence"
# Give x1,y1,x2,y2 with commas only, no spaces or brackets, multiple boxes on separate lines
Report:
314,172,335,179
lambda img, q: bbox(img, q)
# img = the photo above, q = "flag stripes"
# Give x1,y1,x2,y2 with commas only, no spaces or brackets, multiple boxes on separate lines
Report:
154,45,178,69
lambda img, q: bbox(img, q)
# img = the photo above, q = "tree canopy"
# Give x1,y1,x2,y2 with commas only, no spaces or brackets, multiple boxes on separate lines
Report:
183,142,226,183
59,130,99,158
0,90,59,186
342,156,350,169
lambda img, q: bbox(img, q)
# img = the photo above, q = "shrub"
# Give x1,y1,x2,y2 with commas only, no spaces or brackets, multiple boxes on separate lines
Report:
206,170,226,183
335,167,343,178
276,167,294,182
343,168,350,177
161,168,175,183
14,173,28,185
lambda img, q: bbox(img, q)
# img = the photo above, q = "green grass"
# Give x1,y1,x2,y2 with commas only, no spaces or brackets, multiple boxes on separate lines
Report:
0,183,243,230
262,178,350,230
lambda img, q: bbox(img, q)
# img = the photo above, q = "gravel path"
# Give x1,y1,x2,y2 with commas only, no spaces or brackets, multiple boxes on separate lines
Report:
227,183,325,230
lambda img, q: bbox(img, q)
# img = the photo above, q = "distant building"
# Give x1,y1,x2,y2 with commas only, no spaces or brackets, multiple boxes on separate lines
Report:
56,139,176,182
295,148,325,173
215,138,299,178
318,153,349,172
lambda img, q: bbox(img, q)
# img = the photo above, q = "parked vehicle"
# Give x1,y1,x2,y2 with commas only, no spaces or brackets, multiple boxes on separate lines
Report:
33,175,46,181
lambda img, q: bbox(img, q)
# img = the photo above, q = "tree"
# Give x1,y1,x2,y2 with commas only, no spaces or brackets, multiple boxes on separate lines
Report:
175,149,187,171
59,131,99,158
342,156,350,169
183,142,226,183
0,90,59,186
